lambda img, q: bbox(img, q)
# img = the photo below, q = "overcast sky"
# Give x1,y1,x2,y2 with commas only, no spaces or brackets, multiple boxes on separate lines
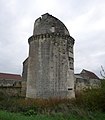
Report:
0,0,105,77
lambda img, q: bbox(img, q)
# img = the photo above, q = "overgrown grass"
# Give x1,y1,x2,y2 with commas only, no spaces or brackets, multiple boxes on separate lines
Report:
0,80,105,119
0,110,105,120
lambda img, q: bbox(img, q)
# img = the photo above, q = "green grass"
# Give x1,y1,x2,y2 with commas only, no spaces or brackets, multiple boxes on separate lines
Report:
0,110,105,120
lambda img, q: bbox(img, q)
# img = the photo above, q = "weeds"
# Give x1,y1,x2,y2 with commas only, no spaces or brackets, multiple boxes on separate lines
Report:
75,80,105,111
0,80,105,117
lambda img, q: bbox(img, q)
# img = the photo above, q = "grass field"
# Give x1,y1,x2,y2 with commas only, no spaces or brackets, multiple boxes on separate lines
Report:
0,110,105,120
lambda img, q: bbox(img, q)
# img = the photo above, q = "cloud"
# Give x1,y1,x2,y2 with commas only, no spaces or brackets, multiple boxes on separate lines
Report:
0,0,105,77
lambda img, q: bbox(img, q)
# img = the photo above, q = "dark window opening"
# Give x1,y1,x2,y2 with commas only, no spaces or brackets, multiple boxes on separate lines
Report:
68,88,72,90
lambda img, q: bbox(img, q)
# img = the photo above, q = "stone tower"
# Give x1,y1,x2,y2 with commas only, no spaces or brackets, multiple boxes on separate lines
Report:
26,13,75,99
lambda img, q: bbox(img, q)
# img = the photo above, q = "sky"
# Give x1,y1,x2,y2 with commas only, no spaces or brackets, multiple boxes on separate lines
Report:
0,0,105,77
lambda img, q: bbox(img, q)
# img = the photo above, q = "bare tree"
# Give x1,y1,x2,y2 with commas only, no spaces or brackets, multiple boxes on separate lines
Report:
100,66,105,79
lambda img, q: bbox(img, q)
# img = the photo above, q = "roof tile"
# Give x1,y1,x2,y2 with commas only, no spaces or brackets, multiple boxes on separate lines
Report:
0,73,22,80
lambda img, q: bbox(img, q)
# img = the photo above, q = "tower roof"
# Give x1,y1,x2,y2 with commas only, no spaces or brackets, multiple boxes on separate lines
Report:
33,13,70,36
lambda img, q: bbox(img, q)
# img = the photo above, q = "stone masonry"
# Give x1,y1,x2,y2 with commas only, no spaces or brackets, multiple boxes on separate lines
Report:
26,13,75,99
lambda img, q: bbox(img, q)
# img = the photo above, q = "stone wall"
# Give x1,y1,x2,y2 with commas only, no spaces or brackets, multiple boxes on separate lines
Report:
26,33,75,99
75,76,101,91
0,77,22,97
21,58,28,97
33,13,70,36
0,86,21,96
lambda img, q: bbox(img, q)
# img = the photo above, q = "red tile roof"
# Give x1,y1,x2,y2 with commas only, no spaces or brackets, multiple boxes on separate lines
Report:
0,73,22,80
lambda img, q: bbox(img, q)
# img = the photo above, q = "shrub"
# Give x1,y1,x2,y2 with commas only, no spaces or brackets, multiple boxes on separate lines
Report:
75,80,105,111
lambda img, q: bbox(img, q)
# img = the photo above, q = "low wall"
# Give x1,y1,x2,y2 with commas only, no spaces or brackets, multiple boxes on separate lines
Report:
0,86,21,96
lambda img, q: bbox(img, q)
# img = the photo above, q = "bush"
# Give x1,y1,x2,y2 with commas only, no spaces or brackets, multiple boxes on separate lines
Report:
75,80,105,111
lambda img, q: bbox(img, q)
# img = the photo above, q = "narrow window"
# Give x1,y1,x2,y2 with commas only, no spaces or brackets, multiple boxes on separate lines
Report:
68,88,73,90
51,26,55,32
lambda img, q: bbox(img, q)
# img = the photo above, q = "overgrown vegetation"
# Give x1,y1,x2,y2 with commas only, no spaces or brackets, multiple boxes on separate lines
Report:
75,80,105,111
0,79,105,119
1,110,105,120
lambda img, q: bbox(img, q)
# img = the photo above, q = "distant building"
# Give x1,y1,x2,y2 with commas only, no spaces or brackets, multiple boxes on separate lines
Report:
0,73,22,96
75,69,101,91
